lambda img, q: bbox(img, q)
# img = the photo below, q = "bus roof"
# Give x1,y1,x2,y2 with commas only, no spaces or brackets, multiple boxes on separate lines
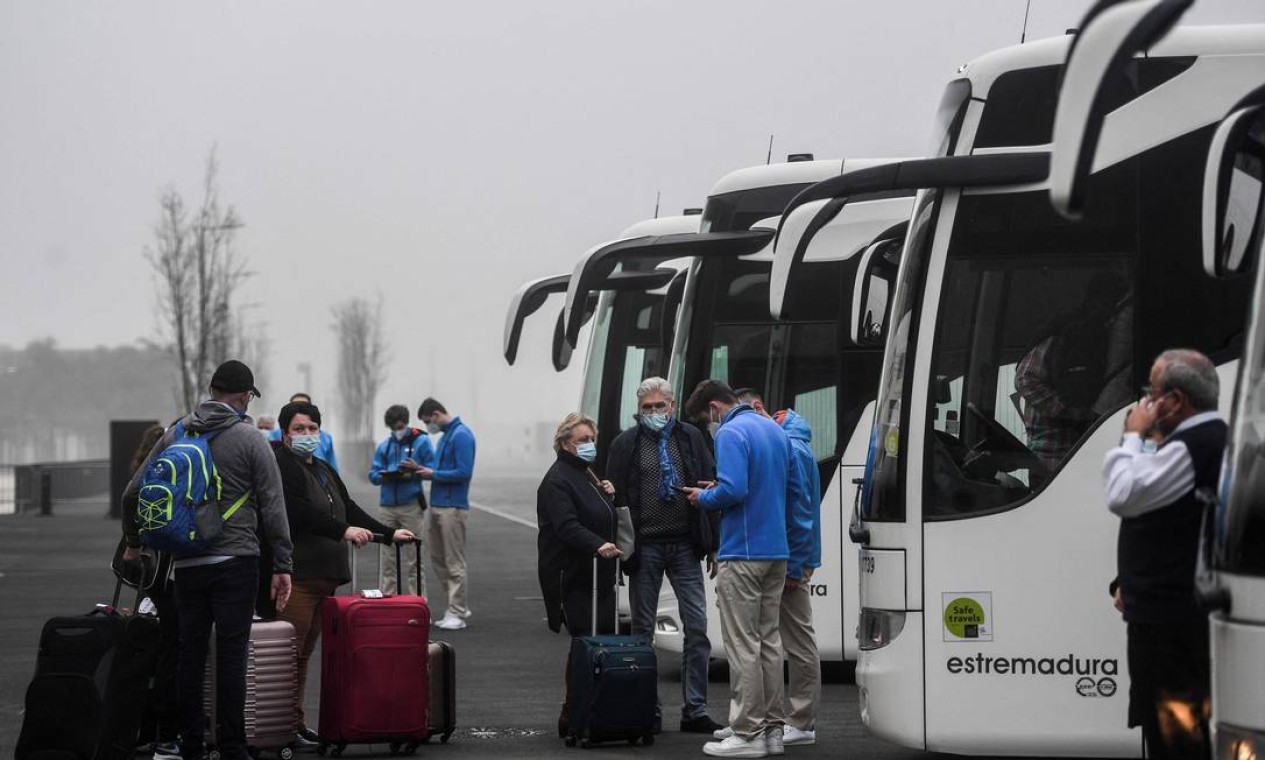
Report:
707,158,908,198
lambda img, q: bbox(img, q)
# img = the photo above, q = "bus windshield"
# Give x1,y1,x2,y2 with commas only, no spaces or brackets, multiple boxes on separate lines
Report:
581,288,672,468
1218,260,1265,577
924,175,1138,519
864,191,940,522
682,255,848,461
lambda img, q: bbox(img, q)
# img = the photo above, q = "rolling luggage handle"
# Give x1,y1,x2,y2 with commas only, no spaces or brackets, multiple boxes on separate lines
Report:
590,554,622,636
351,535,423,597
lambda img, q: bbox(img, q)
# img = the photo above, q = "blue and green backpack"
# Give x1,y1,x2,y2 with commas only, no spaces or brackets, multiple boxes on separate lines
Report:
136,422,250,554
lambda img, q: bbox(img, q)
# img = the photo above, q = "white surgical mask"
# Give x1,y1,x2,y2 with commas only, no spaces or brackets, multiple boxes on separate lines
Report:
641,413,670,433
393,428,409,441
291,434,320,456
425,421,441,435
575,442,597,463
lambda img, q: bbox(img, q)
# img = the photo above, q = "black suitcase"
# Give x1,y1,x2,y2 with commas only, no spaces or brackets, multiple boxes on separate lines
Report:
565,557,657,748
16,579,161,760
427,641,456,743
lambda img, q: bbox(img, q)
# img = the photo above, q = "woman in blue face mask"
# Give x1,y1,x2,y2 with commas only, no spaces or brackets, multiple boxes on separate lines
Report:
265,402,416,746
535,412,622,739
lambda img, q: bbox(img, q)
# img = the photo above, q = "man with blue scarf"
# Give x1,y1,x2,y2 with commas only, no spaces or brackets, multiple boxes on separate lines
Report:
606,377,722,735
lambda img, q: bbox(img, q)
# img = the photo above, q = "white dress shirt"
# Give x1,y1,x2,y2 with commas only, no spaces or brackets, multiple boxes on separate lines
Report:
1102,411,1223,518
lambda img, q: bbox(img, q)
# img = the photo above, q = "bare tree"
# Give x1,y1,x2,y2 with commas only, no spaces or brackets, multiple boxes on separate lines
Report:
145,148,260,412
332,297,388,441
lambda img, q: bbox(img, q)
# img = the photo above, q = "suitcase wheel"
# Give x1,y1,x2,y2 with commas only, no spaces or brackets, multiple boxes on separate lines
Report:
315,744,327,757
279,747,295,760
209,751,222,760
389,743,401,755
642,733,655,746
579,738,592,749
404,742,420,755
441,732,452,745
564,735,577,748
330,743,346,757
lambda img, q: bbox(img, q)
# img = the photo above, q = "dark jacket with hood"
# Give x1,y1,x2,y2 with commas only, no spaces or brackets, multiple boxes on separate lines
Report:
537,450,618,635
606,417,718,568
122,400,293,572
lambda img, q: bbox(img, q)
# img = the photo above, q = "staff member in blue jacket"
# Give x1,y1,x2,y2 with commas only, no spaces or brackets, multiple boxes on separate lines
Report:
682,380,802,759
737,389,822,748
369,404,434,595
418,397,477,631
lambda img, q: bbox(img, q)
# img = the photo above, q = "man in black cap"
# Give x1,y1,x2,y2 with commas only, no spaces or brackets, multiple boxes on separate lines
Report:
122,359,293,760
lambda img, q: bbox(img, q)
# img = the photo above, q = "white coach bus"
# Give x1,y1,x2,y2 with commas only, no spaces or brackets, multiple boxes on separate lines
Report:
777,23,1261,756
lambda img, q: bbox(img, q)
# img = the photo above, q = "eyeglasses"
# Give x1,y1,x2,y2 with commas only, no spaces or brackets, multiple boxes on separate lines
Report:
639,401,670,413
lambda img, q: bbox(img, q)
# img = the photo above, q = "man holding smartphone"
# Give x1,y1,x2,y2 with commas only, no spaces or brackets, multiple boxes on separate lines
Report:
369,404,433,595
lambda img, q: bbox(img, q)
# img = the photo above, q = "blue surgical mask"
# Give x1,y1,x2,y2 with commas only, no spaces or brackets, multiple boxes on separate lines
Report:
575,442,597,463
291,434,320,456
641,413,670,433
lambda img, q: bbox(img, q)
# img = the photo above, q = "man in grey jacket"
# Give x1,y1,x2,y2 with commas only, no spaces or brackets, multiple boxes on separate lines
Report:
122,360,293,760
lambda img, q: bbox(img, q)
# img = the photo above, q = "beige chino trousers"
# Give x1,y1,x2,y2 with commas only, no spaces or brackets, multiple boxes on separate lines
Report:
716,559,787,740
428,507,469,617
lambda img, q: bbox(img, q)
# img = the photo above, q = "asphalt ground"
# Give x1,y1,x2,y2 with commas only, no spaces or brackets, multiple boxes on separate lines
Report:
0,468,932,760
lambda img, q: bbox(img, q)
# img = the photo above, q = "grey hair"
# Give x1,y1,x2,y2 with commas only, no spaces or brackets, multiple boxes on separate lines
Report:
553,412,597,453
1156,349,1219,411
636,376,675,402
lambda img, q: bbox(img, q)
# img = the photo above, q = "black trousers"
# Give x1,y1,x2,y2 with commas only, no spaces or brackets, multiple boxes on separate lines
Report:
174,557,259,760
1126,617,1210,760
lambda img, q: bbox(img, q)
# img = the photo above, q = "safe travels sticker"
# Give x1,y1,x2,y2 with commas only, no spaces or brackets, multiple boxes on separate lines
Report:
942,592,993,642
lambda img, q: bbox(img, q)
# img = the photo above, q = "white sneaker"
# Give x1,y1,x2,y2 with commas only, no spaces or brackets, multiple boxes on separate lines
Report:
713,726,735,741
782,726,816,746
766,727,784,755
434,613,466,630
703,734,769,758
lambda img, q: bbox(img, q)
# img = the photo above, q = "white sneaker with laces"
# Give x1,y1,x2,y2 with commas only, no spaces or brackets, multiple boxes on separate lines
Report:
766,727,784,755
782,726,816,746
435,613,466,630
713,726,735,741
703,734,769,758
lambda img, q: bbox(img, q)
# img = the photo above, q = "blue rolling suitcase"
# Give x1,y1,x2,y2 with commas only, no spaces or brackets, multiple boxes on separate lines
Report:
565,557,657,748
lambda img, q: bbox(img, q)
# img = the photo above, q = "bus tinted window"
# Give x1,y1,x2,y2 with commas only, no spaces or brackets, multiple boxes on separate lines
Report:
701,183,812,234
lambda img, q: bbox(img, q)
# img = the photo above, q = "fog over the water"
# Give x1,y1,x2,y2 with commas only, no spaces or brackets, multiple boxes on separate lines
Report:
2,1,1261,463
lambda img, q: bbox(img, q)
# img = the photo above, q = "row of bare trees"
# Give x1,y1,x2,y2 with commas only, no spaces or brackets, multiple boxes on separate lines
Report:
146,148,388,437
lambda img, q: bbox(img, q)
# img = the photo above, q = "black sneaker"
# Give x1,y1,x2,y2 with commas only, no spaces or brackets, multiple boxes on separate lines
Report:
680,714,725,734
295,727,320,747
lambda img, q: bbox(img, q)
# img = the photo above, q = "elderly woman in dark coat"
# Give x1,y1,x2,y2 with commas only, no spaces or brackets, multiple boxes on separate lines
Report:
536,412,622,737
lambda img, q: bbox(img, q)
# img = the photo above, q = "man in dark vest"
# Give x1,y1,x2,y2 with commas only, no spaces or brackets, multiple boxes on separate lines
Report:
1103,348,1224,760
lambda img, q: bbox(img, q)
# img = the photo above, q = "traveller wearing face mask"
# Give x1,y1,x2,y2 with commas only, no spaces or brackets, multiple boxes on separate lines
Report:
268,401,415,747
535,412,620,738
369,404,434,595
268,392,340,474
416,397,477,630
681,379,800,758
604,377,722,734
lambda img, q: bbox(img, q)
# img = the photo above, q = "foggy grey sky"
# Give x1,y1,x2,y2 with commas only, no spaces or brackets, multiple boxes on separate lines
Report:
3,1,1262,447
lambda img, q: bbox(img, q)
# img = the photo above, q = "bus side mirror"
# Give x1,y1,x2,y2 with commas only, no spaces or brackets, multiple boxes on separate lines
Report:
849,237,902,347
1202,105,1265,278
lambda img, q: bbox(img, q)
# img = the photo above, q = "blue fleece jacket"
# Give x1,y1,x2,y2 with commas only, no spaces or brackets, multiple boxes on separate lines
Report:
368,428,435,507
697,404,793,562
269,428,340,474
778,409,822,580
431,417,476,509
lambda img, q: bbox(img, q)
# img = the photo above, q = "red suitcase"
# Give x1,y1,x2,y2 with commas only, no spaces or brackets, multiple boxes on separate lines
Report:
318,539,429,756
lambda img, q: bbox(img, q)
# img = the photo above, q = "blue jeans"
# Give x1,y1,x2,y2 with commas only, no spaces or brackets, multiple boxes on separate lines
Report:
174,557,259,760
630,541,711,720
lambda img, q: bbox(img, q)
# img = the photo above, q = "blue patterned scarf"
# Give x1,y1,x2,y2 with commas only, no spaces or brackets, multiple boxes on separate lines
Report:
654,417,681,500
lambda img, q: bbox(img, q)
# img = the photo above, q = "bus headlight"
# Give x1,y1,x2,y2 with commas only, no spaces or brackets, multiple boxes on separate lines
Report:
1219,726,1265,760
859,608,905,650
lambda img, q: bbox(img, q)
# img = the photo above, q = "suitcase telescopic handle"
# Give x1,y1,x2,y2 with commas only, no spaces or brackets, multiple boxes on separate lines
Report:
591,554,621,636
367,534,423,596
